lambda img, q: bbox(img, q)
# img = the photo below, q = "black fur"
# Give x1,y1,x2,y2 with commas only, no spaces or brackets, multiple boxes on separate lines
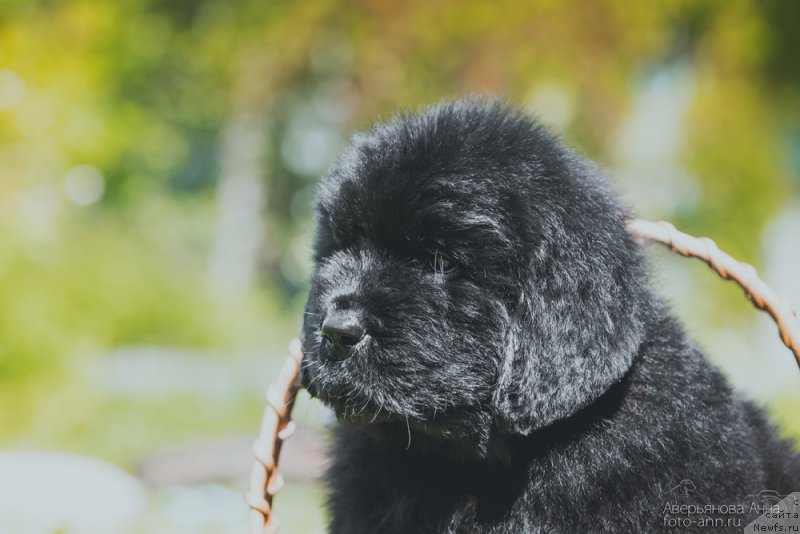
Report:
300,99,800,533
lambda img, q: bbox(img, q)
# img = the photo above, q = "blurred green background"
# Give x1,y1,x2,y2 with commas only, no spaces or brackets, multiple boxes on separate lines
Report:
0,1,799,532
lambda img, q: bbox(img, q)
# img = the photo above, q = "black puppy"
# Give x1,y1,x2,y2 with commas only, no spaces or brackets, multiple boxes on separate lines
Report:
300,99,799,533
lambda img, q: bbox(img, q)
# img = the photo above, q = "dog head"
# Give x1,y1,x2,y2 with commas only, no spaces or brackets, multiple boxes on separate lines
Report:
301,99,648,456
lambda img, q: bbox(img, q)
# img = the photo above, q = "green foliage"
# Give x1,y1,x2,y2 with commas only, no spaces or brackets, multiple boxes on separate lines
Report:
768,394,800,451
0,204,283,442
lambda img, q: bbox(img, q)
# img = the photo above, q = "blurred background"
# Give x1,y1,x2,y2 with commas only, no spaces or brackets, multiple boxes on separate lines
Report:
1,0,799,532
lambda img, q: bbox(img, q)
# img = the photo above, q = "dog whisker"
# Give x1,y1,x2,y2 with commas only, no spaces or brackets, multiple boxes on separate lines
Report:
357,393,372,416
404,415,412,450
369,406,382,424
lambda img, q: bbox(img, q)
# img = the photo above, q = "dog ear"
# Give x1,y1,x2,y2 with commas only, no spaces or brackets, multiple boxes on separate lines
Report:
492,212,648,435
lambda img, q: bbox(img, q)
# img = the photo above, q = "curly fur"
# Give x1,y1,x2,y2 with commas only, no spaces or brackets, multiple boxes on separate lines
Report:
300,98,800,533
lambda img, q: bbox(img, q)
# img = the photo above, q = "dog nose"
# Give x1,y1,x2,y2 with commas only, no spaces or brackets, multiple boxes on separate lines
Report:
321,311,365,359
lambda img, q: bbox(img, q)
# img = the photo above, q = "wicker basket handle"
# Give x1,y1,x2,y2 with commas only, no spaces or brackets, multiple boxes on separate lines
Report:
627,219,800,367
247,339,303,534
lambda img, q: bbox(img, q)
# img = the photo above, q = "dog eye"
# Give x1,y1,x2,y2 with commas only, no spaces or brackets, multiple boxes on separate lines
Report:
428,251,458,275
